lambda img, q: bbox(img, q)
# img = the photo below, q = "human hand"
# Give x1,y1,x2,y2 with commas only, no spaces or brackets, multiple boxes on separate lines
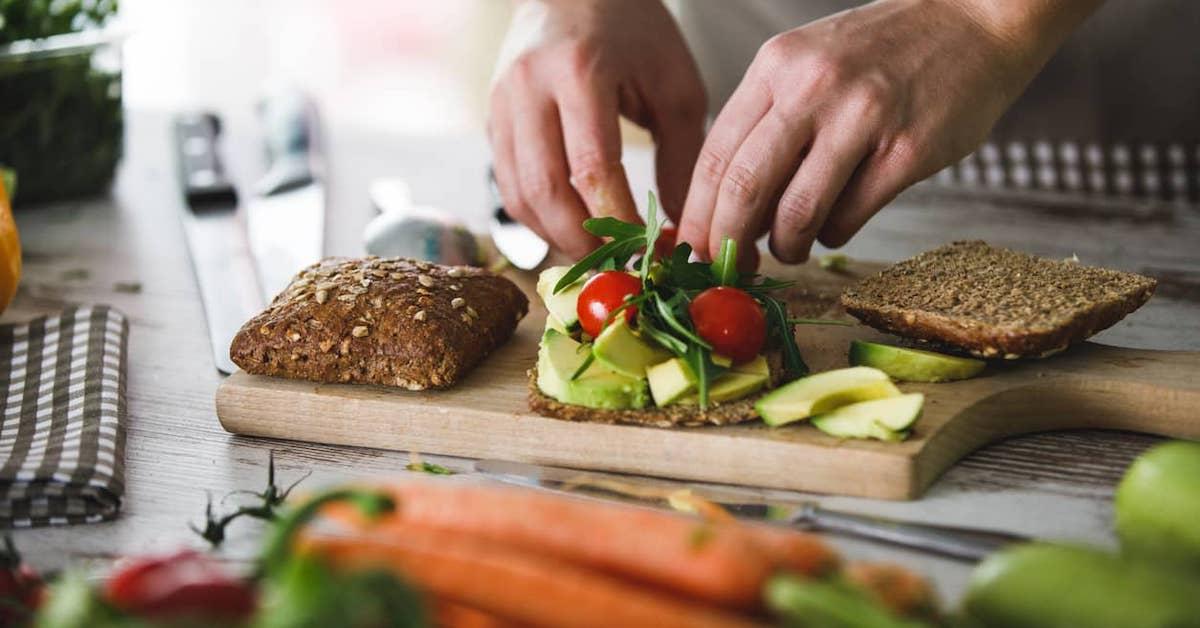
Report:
488,0,706,259
678,0,1100,266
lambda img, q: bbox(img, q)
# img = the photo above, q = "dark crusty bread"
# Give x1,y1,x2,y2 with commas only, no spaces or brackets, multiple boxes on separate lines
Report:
527,350,784,428
841,241,1156,359
231,257,528,388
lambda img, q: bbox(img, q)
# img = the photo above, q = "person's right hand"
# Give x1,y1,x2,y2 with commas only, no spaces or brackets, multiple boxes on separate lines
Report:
488,0,706,259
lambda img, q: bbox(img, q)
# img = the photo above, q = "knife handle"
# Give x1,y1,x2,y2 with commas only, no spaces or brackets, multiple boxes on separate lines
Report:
174,112,238,209
255,88,319,196
800,505,1028,562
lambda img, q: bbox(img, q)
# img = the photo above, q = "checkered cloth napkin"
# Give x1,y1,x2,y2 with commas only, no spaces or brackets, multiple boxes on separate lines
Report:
0,306,128,528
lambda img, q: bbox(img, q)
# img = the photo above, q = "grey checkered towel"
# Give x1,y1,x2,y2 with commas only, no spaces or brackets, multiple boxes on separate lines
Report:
0,306,128,528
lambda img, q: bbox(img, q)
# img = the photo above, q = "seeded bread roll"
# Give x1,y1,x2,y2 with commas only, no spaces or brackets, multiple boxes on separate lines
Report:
841,241,1157,359
230,257,528,389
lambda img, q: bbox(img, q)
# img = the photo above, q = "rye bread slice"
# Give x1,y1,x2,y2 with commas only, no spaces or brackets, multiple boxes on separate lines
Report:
840,241,1156,359
528,350,784,428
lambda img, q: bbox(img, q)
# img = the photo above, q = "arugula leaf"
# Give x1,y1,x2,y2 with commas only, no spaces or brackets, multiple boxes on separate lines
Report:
666,242,716,291
639,192,663,283
739,275,797,295
711,237,739,286
638,322,690,356
570,351,596,381
764,297,809,378
684,344,728,410
554,237,643,293
406,461,454,475
651,291,710,348
584,216,645,240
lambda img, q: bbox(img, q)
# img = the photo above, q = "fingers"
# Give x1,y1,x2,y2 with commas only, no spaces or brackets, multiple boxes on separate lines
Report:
708,108,812,265
768,126,874,263
510,91,599,259
649,100,706,225
677,79,771,261
488,91,552,243
818,148,913,248
557,81,640,224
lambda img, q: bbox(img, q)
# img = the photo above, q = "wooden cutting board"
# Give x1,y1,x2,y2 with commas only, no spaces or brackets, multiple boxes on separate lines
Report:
215,259,1200,500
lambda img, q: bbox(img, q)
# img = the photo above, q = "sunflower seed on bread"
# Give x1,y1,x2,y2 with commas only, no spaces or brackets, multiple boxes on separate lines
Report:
230,257,528,389
840,241,1156,359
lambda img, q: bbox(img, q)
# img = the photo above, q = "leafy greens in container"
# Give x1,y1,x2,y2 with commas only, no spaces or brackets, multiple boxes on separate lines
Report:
0,0,122,205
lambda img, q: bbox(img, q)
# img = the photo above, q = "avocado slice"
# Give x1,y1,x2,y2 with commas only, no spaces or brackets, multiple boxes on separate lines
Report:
593,317,671,378
964,544,1200,628
1115,441,1200,573
536,266,584,330
849,340,984,382
677,371,768,405
732,354,769,377
537,328,649,409
647,358,696,406
811,393,924,442
756,367,900,427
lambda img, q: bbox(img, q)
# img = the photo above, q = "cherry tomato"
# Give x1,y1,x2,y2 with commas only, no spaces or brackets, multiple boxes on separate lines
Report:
688,286,766,364
105,550,257,621
0,561,43,625
577,271,642,337
653,226,678,260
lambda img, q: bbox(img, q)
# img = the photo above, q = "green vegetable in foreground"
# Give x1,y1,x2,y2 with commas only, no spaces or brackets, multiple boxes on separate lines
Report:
963,543,1200,628
1114,440,1200,573
766,574,929,628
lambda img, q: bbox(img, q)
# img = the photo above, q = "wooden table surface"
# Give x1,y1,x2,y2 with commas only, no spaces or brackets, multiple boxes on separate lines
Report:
5,110,1199,603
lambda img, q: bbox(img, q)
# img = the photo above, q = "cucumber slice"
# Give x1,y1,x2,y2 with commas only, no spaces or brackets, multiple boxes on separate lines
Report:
811,393,924,442
756,367,900,427
849,340,985,382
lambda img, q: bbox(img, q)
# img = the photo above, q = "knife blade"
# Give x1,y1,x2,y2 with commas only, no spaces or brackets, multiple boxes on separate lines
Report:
487,167,548,270
474,459,1028,562
245,89,326,301
174,113,265,374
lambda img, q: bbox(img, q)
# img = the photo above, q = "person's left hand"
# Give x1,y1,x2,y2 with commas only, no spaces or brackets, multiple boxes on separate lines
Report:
677,0,1077,266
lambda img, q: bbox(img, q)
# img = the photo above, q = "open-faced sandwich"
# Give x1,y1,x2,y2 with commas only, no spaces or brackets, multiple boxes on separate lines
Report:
528,195,809,427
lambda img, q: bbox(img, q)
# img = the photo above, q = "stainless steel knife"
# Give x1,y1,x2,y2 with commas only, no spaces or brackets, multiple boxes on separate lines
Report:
487,167,548,271
474,459,1028,562
244,89,326,301
174,113,264,374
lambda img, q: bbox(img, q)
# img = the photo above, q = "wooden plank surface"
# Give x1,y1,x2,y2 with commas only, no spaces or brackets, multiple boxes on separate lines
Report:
216,259,1200,499
4,110,1199,604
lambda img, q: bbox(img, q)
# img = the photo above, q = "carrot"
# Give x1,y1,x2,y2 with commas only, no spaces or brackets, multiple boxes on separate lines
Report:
744,523,841,577
301,527,764,628
324,482,782,610
665,490,840,577
843,561,940,620
434,599,527,628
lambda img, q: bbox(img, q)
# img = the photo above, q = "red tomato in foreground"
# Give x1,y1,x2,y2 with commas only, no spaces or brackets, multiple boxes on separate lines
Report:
689,286,766,364
0,562,43,625
577,271,642,337
105,550,257,621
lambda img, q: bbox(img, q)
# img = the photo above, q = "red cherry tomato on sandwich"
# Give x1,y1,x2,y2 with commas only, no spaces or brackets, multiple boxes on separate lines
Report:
689,286,766,364
577,271,642,337
105,550,257,621
653,226,678,260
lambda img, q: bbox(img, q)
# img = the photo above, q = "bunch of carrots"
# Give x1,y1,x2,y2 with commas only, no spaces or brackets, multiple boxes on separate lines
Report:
304,480,937,627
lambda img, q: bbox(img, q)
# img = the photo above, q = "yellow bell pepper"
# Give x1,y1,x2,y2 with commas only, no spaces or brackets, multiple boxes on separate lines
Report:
0,176,21,314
